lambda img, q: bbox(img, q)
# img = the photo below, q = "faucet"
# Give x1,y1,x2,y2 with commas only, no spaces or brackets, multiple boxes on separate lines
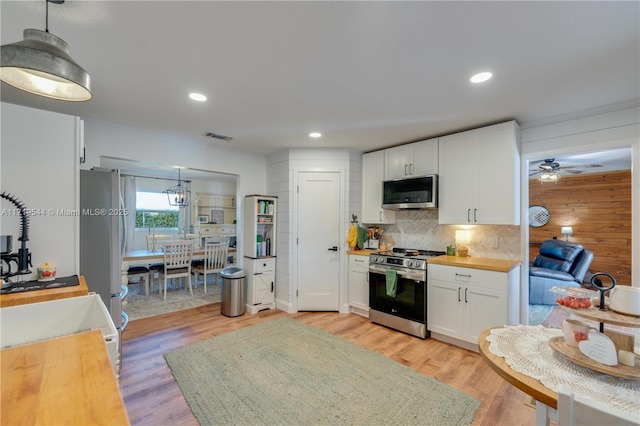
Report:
0,192,32,281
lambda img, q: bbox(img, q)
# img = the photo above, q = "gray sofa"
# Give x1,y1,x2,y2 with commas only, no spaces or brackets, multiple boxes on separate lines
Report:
529,239,594,305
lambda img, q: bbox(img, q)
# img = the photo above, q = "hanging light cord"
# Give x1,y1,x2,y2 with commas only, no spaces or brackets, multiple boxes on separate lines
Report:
44,0,65,33
45,0,50,32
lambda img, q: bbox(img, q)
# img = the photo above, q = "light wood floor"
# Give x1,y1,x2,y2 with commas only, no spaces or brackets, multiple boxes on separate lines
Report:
120,303,537,425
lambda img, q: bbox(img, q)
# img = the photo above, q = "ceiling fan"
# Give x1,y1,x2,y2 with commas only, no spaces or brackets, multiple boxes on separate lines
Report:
529,158,603,182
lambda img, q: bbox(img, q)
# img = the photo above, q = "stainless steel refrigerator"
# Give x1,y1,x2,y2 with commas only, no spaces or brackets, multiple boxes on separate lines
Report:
79,168,128,366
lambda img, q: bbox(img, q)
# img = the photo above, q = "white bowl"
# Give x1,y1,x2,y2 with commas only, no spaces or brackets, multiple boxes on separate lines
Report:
609,286,640,316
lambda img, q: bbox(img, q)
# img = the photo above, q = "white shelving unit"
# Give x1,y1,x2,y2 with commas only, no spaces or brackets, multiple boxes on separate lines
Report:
190,193,237,263
243,195,277,314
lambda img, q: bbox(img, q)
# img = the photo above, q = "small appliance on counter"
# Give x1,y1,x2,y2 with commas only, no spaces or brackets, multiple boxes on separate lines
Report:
365,239,379,250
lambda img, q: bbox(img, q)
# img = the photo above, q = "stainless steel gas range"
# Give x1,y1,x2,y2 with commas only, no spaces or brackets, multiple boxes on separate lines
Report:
368,248,445,339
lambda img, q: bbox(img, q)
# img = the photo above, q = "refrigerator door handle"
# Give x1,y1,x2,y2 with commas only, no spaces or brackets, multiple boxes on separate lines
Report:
119,285,128,300
120,311,129,333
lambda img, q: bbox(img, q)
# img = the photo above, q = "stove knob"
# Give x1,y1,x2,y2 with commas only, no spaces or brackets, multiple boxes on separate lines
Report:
406,260,414,268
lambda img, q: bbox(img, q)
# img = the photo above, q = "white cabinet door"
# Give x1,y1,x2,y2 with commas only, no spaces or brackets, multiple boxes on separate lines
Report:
464,285,507,343
362,151,395,224
348,255,369,316
437,131,474,224
471,123,520,225
247,270,274,305
411,138,439,176
438,121,519,225
384,138,438,179
427,279,463,339
384,145,414,179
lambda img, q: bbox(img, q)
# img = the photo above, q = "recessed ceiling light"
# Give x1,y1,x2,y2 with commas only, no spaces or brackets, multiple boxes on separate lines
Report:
470,72,493,83
309,132,322,138
189,92,207,101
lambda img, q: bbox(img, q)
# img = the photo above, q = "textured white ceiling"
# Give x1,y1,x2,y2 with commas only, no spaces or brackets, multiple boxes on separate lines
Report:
2,1,638,164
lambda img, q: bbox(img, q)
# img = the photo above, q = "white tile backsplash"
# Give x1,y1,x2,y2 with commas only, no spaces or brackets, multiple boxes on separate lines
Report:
374,210,521,260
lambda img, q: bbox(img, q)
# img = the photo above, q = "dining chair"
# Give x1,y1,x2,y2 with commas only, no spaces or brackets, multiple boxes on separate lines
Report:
159,240,194,300
127,266,151,295
192,241,228,293
556,384,639,425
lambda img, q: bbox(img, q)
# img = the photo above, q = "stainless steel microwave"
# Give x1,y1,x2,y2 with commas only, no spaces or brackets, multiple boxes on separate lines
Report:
382,175,438,209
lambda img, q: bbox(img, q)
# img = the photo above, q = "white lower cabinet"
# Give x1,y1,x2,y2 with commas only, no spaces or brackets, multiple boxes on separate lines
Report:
427,264,519,350
348,254,369,317
245,258,275,314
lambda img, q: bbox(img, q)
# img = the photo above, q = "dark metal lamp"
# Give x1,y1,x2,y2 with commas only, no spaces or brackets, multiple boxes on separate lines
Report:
0,0,92,102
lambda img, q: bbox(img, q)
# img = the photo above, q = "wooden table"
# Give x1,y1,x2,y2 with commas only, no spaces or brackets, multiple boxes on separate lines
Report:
478,328,557,425
1,330,130,425
479,327,640,426
121,248,236,290
0,276,89,308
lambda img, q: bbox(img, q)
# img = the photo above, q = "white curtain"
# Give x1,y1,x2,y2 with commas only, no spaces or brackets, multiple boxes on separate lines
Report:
121,175,137,252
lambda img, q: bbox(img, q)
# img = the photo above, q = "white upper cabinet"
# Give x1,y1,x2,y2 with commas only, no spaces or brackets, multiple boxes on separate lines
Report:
362,151,395,224
438,121,520,225
384,138,438,179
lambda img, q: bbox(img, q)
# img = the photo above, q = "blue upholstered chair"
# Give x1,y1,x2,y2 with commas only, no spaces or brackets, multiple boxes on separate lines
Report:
529,239,594,305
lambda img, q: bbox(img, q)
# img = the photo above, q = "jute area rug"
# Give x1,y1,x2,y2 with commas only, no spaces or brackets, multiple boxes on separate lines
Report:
125,279,221,321
164,317,480,425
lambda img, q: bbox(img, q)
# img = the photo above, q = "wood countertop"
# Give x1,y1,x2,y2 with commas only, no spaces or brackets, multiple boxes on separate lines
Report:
0,276,89,308
1,330,130,425
428,255,521,272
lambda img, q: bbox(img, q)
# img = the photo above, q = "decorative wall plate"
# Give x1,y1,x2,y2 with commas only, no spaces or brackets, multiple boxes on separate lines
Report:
529,205,550,227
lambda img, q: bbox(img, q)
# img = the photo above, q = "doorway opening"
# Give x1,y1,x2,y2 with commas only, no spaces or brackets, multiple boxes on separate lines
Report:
524,148,633,326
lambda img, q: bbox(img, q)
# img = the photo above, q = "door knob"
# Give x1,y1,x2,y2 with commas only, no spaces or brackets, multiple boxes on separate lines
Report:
328,246,338,251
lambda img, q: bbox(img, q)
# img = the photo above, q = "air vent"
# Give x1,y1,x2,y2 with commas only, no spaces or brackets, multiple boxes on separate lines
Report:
203,131,233,141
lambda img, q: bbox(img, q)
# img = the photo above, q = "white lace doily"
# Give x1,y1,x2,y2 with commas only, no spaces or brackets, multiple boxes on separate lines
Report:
486,325,640,416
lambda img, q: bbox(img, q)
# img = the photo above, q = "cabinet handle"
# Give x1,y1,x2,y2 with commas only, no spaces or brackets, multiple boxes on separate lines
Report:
474,208,478,222
271,282,274,292
455,273,471,278
379,211,383,222
458,287,461,302
355,258,364,263
467,209,471,223
409,163,414,175
404,164,408,175
465,287,468,303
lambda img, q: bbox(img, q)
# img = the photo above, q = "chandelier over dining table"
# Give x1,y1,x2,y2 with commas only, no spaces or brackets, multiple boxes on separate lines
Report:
163,168,190,207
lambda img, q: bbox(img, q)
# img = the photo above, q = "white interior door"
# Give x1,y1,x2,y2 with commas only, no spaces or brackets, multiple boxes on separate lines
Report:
297,171,341,311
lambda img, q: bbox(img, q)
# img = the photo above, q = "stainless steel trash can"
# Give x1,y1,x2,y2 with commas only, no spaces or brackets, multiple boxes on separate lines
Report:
220,267,246,317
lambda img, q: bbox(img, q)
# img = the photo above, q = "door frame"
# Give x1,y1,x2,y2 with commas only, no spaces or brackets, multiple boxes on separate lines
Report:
292,168,348,313
519,128,639,324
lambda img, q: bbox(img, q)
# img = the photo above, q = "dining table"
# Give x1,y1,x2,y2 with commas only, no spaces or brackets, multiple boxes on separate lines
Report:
121,247,236,290
478,325,640,426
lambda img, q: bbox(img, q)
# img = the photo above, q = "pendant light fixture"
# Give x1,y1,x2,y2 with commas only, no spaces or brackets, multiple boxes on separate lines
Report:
538,170,560,183
163,168,191,207
0,0,92,102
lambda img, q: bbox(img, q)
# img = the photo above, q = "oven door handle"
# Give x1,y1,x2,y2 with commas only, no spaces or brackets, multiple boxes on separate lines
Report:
369,267,425,282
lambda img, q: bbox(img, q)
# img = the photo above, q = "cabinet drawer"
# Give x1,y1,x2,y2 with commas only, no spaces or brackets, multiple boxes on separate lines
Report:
349,255,369,270
428,264,506,290
253,258,275,273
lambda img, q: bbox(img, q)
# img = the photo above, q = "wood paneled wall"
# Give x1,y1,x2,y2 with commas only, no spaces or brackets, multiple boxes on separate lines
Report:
529,170,632,285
